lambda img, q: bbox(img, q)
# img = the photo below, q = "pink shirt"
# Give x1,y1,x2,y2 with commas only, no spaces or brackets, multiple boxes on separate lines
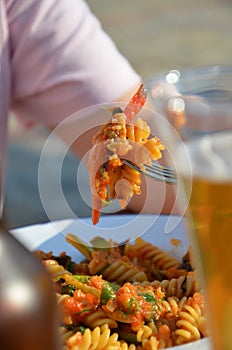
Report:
0,0,140,205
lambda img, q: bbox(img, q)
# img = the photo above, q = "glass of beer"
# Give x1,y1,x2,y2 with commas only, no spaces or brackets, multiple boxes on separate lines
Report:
149,65,232,350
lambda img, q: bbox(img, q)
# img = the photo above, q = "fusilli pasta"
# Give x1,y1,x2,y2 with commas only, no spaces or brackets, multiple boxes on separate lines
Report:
34,233,209,349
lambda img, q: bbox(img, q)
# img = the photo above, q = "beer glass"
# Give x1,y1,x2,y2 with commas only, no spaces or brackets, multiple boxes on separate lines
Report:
149,65,232,350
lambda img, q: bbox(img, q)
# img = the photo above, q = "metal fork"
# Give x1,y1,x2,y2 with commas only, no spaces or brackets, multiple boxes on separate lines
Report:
123,160,177,185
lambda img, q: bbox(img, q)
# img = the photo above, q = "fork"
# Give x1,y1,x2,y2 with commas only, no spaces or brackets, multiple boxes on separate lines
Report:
123,160,177,185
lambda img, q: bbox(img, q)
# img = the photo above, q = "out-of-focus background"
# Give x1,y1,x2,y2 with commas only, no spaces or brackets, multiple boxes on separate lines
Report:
4,0,232,228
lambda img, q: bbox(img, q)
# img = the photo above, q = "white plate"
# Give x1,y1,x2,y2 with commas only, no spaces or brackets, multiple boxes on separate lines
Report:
11,214,211,350
11,214,189,258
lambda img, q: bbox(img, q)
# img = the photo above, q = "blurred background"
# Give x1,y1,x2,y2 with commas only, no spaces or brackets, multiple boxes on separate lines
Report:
4,0,232,228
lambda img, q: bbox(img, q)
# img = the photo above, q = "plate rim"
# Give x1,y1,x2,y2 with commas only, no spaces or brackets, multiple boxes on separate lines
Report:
10,213,185,250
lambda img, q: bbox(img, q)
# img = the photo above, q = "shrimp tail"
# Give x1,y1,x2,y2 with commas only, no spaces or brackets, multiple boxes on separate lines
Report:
123,83,147,122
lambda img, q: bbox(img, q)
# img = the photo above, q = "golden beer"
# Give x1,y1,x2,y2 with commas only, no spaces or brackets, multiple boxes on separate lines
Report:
186,177,232,349
180,132,232,350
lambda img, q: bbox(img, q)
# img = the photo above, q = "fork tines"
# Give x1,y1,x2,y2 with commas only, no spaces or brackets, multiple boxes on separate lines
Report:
145,162,177,185
123,160,177,185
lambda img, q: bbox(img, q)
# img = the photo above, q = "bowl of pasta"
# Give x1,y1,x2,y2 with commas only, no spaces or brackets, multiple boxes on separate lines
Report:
12,214,211,350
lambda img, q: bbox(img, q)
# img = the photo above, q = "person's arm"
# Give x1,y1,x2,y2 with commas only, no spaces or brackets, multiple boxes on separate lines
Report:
9,0,141,127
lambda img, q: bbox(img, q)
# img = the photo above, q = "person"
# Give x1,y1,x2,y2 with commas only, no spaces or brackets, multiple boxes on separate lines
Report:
0,0,177,221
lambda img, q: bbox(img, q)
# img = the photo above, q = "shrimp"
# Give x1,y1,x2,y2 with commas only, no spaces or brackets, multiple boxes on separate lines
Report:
123,83,147,122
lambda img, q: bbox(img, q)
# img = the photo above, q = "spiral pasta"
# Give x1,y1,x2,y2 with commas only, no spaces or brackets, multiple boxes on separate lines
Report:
146,272,200,299
159,296,186,319
43,259,71,280
175,293,206,345
64,325,120,350
82,309,118,329
88,252,148,284
35,234,209,349
124,238,181,271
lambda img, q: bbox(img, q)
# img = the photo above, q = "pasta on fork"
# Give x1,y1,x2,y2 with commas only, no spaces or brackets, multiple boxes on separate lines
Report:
88,84,165,224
